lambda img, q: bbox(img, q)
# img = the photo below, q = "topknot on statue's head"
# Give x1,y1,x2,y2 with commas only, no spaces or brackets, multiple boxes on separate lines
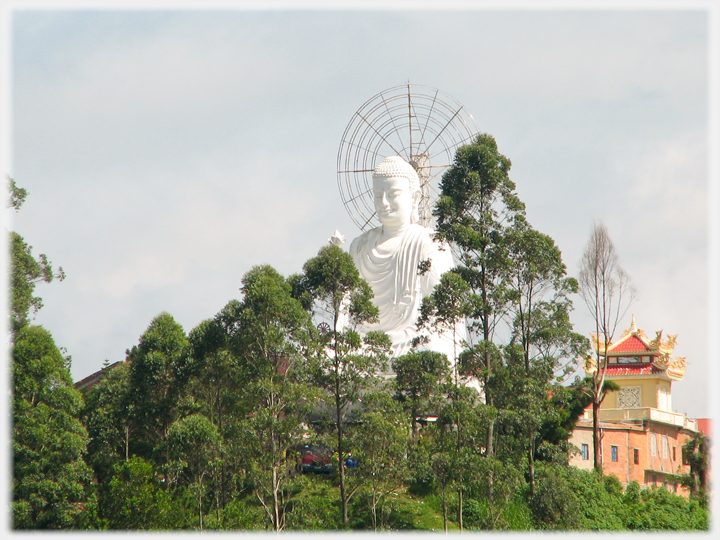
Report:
372,156,420,192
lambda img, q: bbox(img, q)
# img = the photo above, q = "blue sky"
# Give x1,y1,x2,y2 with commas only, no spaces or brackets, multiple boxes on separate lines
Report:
4,3,716,419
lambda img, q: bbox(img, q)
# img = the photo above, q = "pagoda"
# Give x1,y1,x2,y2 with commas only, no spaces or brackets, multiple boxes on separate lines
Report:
569,315,700,495
586,314,687,414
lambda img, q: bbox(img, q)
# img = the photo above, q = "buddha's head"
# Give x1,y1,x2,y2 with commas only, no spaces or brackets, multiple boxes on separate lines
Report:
372,156,421,228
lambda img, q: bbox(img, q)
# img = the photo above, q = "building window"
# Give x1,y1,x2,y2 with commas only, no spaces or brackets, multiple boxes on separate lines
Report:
662,435,669,459
650,434,657,457
581,444,589,460
611,446,618,462
672,447,676,461
633,448,639,465
657,386,672,411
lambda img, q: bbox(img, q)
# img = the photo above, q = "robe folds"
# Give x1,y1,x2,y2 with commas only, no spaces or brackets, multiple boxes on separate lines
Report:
349,223,465,360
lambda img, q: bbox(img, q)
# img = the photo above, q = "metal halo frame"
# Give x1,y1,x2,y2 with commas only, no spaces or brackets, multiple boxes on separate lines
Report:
337,83,478,231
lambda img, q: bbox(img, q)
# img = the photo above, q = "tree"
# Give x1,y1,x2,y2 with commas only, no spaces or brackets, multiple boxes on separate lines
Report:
577,222,635,472
293,244,390,525
349,391,409,530
681,431,710,505
230,265,315,531
418,271,473,385
102,457,173,530
433,133,526,456
7,176,65,332
392,349,450,438
82,361,133,483
8,174,28,210
166,414,223,530
126,312,193,461
185,317,243,511
425,383,494,531
12,325,93,529
502,225,588,493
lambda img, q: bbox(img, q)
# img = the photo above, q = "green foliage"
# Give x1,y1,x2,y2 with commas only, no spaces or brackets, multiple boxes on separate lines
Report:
8,177,65,332
229,265,317,530
82,361,132,483
12,325,92,529
101,457,173,529
297,245,389,525
350,391,409,530
10,231,66,332
527,464,581,530
418,271,472,379
166,413,222,484
462,497,533,530
8,174,28,210
680,431,710,504
296,244,379,328
529,465,626,530
623,482,708,530
218,497,267,530
392,349,450,435
126,312,192,456
284,476,342,530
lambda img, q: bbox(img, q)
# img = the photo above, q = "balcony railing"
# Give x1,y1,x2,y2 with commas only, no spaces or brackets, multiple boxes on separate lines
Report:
584,407,697,430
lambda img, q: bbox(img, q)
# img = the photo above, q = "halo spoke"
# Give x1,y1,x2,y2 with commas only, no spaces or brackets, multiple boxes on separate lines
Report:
338,85,476,231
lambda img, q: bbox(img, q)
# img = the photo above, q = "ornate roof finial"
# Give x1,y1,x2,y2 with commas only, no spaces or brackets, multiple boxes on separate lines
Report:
630,313,637,332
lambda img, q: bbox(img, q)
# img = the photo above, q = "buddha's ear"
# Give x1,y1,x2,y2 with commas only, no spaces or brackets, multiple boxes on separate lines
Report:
411,189,421,223
411,189,421,205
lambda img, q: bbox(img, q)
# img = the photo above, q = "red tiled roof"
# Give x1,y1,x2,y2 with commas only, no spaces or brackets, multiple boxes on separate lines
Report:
609,335,650,353
605,364,660,376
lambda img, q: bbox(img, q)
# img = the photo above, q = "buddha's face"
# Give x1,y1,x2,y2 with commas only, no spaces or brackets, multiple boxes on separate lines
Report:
373,175,419,228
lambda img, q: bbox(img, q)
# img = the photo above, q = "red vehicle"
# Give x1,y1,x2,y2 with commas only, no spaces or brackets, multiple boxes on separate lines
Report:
297,444,333,474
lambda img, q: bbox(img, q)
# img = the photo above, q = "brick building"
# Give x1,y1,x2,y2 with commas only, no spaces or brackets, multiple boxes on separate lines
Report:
568,316,706,497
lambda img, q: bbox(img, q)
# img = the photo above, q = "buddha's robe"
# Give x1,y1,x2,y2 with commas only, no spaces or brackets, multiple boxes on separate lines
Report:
349,223,465,360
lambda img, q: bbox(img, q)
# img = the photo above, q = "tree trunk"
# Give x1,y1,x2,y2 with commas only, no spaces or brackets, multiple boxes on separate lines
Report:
336,381,348,525
458,486,463,531
592,398,602,473
442,482,448,533
528,428,535,497
273,466,280,531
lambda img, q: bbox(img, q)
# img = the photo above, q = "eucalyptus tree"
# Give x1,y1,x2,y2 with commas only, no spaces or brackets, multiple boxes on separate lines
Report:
417,271,473,385
228,265,315,531
502,225,588,492
187,318,237,430
12,325,93,529
7,176,65,333
422,383,494,532
126,312,193,462
392,349,450,438
83,361,133,483
185,317,244,511
577,222,635,472
166,414,223,530
102,457,173,530
9,178,92,528
348,391,408,531
433,133,526,455
292,244,390,525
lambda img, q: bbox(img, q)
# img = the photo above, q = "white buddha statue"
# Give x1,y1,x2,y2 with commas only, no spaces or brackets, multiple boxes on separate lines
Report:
349,156,466,361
